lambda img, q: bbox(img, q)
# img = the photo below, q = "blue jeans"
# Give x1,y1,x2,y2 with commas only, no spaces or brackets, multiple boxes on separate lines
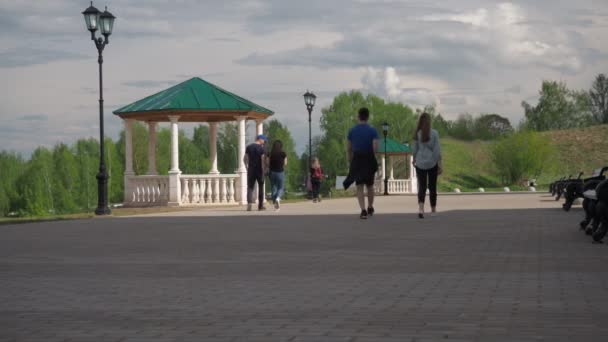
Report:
270,171,285,202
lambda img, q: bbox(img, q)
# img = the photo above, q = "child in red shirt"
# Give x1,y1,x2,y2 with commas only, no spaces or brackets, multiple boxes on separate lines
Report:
310,158,324,203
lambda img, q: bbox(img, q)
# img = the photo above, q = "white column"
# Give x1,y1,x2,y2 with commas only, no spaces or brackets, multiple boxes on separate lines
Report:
209,122,219,174
169,116,180,173
168,115,181,206
237,117,247,204
255,119,266,203
123,119,135,204
124,119,134,175
381,155,386,180
409,155,418,194
147,122,157,175
390,156,394,180
256,119,264,136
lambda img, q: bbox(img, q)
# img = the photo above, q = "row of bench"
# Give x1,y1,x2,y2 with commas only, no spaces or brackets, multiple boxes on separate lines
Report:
549,167,608,243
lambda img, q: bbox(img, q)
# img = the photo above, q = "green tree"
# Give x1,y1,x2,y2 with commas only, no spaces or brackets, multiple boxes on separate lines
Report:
51,143,78,213
16,147,55,216
73,138,99,212
179,130,210,174
449,114,475,140
472,114,513,140
0,151,26,216
105,137,124,204
490,131,556,185
192,125,210,158
522,80,593,131
218,123,239,173
590,73,608,124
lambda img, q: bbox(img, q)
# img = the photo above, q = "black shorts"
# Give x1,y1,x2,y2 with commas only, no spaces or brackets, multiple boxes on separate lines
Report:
350,152,378,186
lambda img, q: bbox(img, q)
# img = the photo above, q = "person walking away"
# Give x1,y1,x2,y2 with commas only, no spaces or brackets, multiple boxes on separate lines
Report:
268,140,287,210
310,158,324,203
244,134,268,211
411,112,442,219
345,107,379,219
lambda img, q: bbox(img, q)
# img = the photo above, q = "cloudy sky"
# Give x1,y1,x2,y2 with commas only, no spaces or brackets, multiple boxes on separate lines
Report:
1,0,607,156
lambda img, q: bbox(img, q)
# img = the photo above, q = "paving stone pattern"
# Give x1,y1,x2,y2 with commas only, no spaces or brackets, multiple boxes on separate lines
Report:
2,205,608,341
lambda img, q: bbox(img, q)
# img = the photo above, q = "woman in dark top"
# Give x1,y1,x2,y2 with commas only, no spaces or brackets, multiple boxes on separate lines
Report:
268,140,287,210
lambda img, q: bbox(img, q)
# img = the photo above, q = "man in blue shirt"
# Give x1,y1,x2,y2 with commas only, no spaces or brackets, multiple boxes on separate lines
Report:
345,107,379,219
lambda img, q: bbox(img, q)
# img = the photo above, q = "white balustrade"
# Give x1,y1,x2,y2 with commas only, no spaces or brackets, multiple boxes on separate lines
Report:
374,177,415,194
126,176,169,206
179,174,239,206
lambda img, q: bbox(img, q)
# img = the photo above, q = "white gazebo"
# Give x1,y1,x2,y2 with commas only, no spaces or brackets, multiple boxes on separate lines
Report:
113,77,273,207
374,137,417,194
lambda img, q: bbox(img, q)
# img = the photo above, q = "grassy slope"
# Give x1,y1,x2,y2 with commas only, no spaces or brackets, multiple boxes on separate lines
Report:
540,125,608,182
438,125,608,192
438,138,502,192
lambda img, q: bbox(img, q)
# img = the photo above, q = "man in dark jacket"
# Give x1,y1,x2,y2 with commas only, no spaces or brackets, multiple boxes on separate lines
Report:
244,134,267,211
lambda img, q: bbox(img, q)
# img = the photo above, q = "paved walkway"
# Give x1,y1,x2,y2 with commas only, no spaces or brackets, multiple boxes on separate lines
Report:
131,193,564,217
2,194,608,341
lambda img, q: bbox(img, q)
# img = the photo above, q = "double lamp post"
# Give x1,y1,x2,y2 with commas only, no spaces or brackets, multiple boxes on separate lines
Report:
382,122,389,196
82,1,115,215
303,91,316,171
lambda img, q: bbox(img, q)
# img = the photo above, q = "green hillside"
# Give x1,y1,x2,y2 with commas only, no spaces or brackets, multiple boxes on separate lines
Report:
437,125,608,192
541,125,608,180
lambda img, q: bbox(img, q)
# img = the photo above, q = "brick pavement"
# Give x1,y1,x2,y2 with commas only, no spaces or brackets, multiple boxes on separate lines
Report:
2,195,608,341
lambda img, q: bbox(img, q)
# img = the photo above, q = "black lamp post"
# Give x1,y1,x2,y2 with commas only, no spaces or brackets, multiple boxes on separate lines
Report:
83,2,115,215
382,122,389,196
303,90,316,170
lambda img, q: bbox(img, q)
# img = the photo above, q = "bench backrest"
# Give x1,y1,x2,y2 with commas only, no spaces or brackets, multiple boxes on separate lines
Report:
591,166,608,178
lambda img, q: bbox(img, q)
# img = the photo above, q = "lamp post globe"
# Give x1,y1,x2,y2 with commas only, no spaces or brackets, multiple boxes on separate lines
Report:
303,90,316,169
382,122,389,196
99,7,116,37
83,1,116,215
82,2,100,32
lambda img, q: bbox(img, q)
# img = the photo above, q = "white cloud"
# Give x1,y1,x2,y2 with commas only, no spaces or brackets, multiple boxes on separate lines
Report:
361,67,440,109
0,0,606,156
422,8,489,27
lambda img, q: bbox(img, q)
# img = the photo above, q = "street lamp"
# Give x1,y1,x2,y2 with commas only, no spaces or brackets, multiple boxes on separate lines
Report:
382,122,389,196
303,90,316,170
82,1,116,215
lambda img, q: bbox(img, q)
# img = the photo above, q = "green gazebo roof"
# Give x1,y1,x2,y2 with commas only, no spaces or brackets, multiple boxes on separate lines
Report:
113,77,274,122
377,137,411,155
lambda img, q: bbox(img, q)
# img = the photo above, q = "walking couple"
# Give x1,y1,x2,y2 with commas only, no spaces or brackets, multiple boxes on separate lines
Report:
244,134,288,212
343,108,442,219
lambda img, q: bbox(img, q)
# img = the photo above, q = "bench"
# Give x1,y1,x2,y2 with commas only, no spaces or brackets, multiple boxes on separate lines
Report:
584,190,597,201
578,178,608,243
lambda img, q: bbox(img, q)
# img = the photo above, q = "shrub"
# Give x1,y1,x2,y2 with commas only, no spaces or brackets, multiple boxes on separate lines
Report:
490,131,556,185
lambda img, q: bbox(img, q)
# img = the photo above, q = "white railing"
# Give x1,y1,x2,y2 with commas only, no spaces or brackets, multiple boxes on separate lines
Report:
126,175,170,205
388,179,411,194
374,178,414,194
180,174,239,205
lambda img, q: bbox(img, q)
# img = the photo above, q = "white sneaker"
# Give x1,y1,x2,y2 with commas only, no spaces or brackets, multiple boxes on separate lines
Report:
275,198,281,211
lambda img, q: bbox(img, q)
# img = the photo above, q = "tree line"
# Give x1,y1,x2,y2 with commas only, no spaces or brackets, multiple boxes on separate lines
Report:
1,73,606,216
0,120,302,217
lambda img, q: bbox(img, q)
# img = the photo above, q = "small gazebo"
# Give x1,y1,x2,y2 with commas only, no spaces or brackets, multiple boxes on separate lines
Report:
375,138,417,194
113,77,274,207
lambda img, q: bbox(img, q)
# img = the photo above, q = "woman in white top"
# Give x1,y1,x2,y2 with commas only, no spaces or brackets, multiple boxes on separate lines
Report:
411,113,442,218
